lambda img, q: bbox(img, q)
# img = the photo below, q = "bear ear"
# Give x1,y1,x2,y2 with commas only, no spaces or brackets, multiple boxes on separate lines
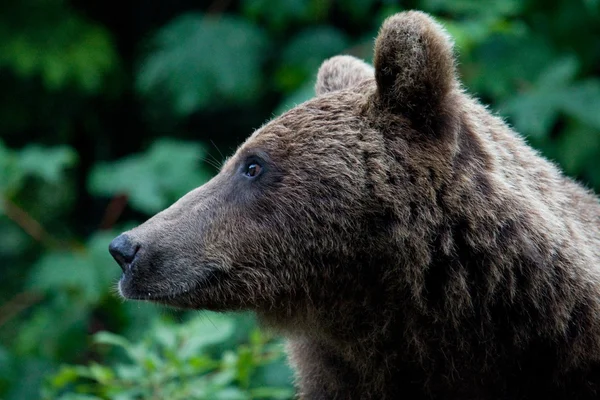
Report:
315,55,374,95
374,11,457,127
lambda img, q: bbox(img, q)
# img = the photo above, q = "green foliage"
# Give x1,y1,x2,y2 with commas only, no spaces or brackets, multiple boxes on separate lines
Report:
0,0,598,399
0,140,77,201
43,314,294,400
242,0,331,31
275,27,349,92
27,231,121,305
89,139,212,214
137,14,269,116
423,0,524,17
0,0,118,92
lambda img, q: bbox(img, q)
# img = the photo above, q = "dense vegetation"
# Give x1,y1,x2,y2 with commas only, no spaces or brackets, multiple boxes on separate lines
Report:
1,0,598,398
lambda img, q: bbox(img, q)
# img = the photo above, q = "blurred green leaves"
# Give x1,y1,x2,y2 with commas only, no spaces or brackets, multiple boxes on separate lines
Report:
423,0,523,17
44,314,293,400
242,0,331,31
502,56,582,138
273,25,350,113
16,144,78,185
276,27,349,92
0,140,77,219
136,8,355,118
500,55,600,183
89,139,212,214
559,80,600,130
0,141,77,196
137,13,269,116
27,231,121,305
0,0,118,92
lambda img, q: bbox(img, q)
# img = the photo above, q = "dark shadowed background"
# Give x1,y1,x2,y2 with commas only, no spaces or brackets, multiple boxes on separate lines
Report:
0,0,599,398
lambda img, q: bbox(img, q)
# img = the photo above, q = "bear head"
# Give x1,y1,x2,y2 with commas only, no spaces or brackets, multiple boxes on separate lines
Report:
110,11,470,326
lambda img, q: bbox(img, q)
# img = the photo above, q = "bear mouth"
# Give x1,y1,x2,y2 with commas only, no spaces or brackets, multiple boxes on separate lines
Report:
118,279,195,302
117,263,223,305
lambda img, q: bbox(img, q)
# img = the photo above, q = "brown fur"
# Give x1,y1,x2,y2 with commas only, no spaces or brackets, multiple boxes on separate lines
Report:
315,55,374,96
111,11,600,399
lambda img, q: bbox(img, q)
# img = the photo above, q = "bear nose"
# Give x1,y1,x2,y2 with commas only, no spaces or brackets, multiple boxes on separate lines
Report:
109,234,139,272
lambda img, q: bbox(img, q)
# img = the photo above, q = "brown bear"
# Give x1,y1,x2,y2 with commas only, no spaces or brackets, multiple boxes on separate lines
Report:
109,11,600,400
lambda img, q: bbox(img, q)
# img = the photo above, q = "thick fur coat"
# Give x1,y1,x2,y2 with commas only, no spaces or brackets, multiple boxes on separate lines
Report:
110,11,600,399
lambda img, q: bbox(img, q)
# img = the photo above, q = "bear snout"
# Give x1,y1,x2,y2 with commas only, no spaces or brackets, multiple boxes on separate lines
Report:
109,233,140,273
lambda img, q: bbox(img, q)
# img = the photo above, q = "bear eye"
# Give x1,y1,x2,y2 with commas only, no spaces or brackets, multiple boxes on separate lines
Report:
244,162,263,178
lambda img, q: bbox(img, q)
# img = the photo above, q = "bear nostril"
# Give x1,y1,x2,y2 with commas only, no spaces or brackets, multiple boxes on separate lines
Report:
109,234,139,272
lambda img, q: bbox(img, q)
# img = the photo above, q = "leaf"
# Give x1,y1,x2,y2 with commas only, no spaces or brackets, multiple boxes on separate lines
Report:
86,231,123,289
13,296,90,360
554,124,600,176
242,0,313,31
87,362,115,384
49,366,81,389
338,0,375,23
501,57,600,140
95,332,149,366
177,314,236,359
249,386,295,399
0,7,118,93
88,138,211,214
253,358,295,389
423,0,524,17
501,91,562,138
137,13,269,116
559,79,600,129
94,331,132,351
56,394,104,400
26,231,120,305
274,80,316,115
276,27,349,92
441,17,524,55
114,364,144,381
106,386,147,400
211,387,249,400
208,367,237,388
17,145,78,184
536,56,579,88
27,252,99,300
0,141,78,204
154,322,178,351
469,33,556,99
5,358,55,400
499,56,580,138
235,346,254,388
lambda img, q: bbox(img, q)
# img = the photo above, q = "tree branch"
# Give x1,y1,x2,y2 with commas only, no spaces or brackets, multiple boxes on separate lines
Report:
0,291,44,328
2,197,48,243
99,194,128,230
